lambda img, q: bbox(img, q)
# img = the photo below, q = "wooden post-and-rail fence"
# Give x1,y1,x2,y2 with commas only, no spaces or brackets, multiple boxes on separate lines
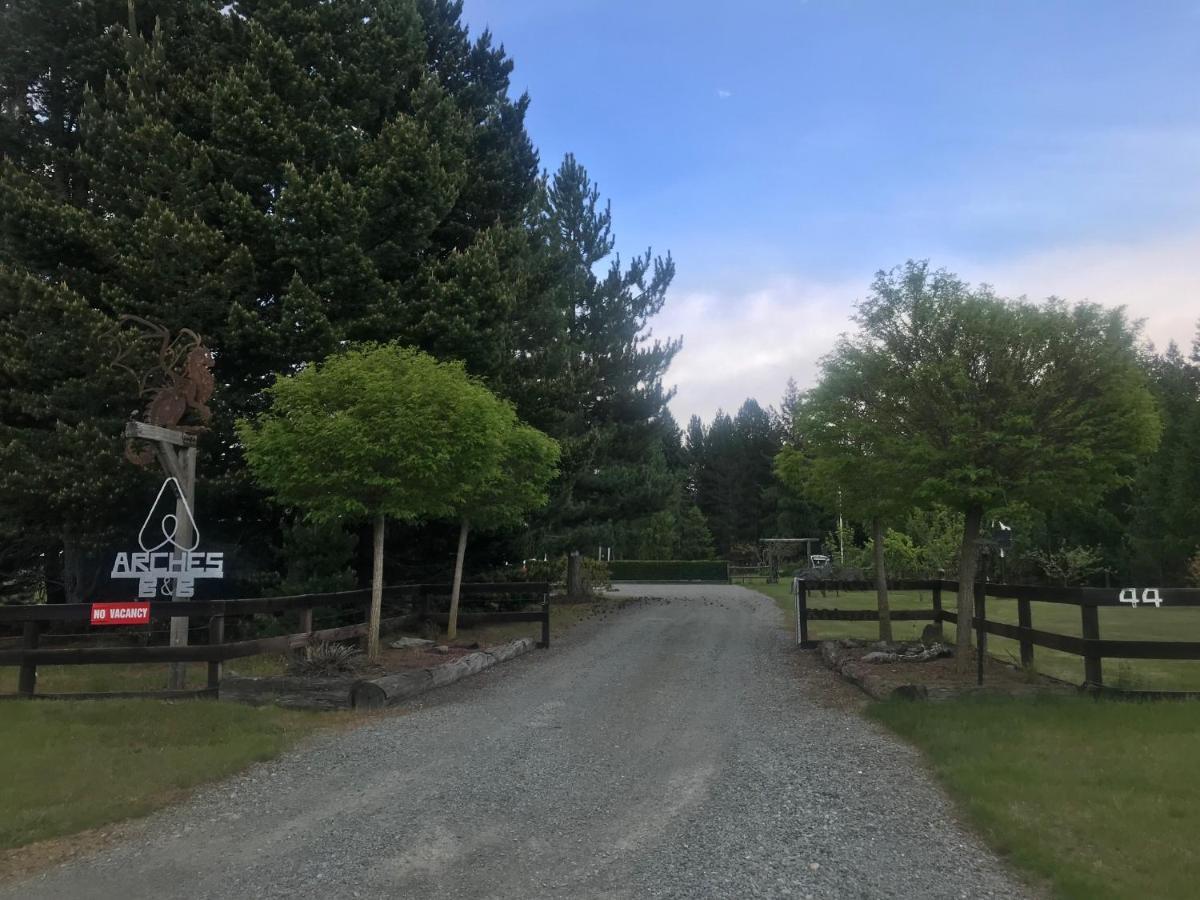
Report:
793,578,1200,695
0,581,551,700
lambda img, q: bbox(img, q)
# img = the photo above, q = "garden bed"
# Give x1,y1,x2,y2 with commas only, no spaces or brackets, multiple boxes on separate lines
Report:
220,636,529,710
818,638,1076,701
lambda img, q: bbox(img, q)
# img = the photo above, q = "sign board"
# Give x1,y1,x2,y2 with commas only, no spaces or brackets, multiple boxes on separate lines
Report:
109,477,224,599
91,602,151,626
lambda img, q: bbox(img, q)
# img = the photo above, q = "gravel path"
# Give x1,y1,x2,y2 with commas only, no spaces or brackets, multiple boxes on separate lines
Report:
5,585,1031,899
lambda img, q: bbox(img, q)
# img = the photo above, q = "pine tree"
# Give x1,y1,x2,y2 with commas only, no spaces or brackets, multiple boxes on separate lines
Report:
0,0,555,589
525,154,681,552
1127,337,1200,581
0,269,148,601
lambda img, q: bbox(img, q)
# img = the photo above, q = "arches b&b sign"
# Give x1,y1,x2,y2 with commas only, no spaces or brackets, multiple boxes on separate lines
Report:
108,477,224,600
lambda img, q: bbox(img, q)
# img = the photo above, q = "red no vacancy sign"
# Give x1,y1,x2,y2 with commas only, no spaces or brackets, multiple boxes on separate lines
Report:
91,602,151,626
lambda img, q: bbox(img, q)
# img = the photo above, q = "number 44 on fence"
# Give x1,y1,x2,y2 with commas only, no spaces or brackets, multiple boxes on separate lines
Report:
1120,588,1163,608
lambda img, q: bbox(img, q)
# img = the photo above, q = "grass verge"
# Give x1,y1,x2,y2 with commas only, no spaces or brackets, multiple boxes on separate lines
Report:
869,694,1200,900
0,699,337,853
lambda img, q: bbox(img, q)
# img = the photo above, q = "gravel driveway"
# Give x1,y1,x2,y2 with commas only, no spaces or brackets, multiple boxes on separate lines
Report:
5,584,1031,899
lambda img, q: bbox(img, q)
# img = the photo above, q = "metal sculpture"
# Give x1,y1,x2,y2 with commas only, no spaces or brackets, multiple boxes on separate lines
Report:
112,315,214,466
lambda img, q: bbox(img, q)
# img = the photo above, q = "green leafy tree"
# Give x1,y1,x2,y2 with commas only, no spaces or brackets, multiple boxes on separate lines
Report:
237,345,519,659
444,420,559,640
1029,543,1106,587
903,506,963,576
842,261,1160,668
775,349,913,643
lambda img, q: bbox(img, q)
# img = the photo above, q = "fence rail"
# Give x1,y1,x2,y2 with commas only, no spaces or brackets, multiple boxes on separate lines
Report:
1,581,551,700
792,578,1200,693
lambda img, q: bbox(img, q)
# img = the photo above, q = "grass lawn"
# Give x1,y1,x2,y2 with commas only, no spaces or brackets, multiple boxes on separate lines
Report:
751,581,940,643
870,695,1200,900
751,582,1200,691
0,699,336,852
0,593,612,867
0,655,287,695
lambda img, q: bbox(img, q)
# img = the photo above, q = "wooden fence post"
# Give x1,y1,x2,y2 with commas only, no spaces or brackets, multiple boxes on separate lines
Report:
207,615,224,692
796,580,810,648
539,590,551,649
1081,603,1102,689
298,607,313,636
931,582,943,633
974,581,986,687
18,621,39,697
1017,599,1034,669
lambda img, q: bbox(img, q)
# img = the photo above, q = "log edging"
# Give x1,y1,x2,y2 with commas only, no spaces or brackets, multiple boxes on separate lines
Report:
350,638,535,710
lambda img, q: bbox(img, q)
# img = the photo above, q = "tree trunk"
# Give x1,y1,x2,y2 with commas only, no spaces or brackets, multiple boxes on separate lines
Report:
44,542,66,604
367,514,385,661
872,517,892,643
954,504,985,672
59,536,106,605
446,518,469,641
566,551,585,599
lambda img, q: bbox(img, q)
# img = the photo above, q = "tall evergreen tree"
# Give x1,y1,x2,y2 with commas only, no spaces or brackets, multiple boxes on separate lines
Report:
1126,334,1200,582
524,154,681,552
0,0,559,592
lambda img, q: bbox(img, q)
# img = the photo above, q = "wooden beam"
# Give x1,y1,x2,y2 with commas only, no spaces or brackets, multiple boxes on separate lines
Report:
153,443,186,485
124,421,197,447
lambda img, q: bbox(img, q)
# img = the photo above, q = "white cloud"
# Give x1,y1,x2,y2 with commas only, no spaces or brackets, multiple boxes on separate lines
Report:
715,89,733,100
965,231,1200,354
656,232,1200,424
654,275,861,423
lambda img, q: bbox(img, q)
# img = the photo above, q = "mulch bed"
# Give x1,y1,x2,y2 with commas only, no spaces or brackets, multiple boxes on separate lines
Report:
819,639,1078,701
371,642,478,672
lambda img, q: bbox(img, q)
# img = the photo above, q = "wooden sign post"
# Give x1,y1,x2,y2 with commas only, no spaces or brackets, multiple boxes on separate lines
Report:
125,421,198,690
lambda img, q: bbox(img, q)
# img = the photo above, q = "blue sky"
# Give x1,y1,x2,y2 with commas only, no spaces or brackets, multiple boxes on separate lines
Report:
466,0,1200,421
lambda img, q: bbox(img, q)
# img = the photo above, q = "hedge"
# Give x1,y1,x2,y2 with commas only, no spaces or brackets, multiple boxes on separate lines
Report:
607,560,730,582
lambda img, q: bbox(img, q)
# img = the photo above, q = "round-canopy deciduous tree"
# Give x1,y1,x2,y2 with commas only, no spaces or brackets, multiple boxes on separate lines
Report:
443,420,560,640
237,344,555,659
775,343,915,642
822,262,1161,669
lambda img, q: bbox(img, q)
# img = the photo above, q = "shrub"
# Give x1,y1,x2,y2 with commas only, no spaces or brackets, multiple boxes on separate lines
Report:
287,641,366,677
